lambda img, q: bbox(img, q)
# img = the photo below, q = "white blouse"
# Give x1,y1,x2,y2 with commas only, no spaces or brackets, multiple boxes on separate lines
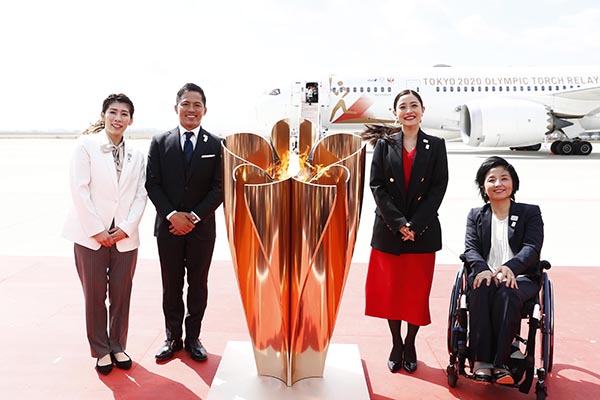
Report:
487,213,514,273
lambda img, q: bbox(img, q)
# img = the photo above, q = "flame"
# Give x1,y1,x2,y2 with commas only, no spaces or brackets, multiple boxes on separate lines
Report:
265,147,332,183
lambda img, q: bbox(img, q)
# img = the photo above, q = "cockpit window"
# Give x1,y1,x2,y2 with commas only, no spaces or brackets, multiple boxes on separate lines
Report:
268,88,281,96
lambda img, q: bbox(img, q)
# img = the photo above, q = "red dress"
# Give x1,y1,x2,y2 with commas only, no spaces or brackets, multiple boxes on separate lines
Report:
364,147,436,326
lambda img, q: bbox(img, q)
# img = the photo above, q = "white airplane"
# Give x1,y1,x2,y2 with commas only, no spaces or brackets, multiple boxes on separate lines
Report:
257,65,600,155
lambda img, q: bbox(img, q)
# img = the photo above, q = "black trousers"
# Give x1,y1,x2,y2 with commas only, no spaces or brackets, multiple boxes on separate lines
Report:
157,232,216,341
467,275,540,366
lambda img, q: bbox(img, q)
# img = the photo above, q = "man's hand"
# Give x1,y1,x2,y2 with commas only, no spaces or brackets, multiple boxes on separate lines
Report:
168,212,197,235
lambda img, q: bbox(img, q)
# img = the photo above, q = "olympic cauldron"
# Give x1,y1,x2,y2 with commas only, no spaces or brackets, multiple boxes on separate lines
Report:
222,120,366,386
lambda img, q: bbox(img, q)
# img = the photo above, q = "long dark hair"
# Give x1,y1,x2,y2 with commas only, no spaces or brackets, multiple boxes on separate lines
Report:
82,93,134,135
360,89,424,146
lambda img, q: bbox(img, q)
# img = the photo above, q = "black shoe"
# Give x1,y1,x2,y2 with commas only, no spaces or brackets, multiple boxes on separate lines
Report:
96,358,113,375
155,339,183,362
403,343,418,373
387,359,402,373
111,352,132,370
493,366,514,385
184,338,208,362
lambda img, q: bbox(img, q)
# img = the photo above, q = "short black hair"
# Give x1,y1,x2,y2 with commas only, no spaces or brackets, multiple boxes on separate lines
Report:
475,156,520,202
176,83,206,106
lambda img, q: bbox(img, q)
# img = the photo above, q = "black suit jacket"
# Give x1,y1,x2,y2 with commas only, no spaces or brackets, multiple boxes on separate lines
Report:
370,129,448,255
464,202,544,277
145,127,224,239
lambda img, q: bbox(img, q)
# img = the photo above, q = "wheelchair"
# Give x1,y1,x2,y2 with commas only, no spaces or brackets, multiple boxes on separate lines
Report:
446,255,554,399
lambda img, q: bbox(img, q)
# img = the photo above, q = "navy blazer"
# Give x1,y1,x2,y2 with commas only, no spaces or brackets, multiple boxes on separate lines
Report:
146,127,224,239
464,202,544,277
370,129,448,255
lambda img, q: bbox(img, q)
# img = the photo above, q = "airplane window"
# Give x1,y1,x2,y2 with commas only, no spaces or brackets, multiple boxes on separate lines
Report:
520,86,524,91
450,87,454,92
388,87,392,93
492,87,496,92
527,86,531,91
471,86,475,92
436,87,440,92
513,86,516,91
485,86,488,92
478,86,482,92
534,86,538,91
457,87,461,92
556,85,559,91
381,87,384,92
367,87,371,92
353,87,357,92
443,87,447,92
541,86,545,91
360,87,364,92
374,87,378,93
499,86,502,92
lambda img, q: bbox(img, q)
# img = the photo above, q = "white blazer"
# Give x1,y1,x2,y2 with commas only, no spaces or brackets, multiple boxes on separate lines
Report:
63,131,147,252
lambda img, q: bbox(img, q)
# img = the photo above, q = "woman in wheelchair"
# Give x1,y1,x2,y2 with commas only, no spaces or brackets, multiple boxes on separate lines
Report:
464,156,544,385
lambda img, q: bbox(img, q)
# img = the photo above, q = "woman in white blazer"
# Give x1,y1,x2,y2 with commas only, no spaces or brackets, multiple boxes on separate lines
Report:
63,94,147,375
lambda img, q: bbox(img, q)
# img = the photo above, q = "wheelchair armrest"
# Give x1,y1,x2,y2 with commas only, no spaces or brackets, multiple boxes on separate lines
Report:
540,260,551,270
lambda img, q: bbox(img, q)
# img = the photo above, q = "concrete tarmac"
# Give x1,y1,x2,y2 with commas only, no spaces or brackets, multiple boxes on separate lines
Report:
1,137,598,267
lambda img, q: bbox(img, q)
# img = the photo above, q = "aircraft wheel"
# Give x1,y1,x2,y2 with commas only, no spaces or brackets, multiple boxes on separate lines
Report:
558,141,574,155
550,141,561,154
575,141,593,156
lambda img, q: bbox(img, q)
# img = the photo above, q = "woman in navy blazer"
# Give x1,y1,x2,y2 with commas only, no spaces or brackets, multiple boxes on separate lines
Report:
464,156,544,384
362,90,448,374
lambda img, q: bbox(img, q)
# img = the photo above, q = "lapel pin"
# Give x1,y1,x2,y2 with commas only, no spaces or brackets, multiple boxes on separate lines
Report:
510,215,518,221
203,134,208,142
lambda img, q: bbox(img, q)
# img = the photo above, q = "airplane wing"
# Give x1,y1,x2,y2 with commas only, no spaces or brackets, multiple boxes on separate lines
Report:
552,86,600,101
550,86,600,117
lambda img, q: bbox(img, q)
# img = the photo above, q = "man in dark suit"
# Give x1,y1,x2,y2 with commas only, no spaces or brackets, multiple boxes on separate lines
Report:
146,83,223,362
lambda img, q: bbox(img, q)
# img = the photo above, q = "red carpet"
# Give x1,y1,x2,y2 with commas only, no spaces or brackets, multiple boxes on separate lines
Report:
1,255,598,399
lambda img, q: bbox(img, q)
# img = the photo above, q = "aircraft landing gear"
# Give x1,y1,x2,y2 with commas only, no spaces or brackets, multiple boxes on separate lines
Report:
509,143,542,151
550,139,593,155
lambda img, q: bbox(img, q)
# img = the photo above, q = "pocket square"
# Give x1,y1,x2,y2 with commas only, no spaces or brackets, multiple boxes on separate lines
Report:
201,154,216,158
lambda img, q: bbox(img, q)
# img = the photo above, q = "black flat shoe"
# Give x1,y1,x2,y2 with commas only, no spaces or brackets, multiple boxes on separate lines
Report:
96,358,113,375
185,338,208,362
111,352,132,370
387,359,402,373
402,343,418,373
473,370,493,384
155,339,183,362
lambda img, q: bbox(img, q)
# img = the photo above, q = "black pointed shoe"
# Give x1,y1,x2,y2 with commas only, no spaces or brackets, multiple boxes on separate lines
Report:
111,352,132,370
387,359,402,373
402,343,418,373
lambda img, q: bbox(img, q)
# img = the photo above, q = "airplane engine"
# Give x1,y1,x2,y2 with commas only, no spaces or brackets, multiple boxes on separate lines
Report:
459,98,553,147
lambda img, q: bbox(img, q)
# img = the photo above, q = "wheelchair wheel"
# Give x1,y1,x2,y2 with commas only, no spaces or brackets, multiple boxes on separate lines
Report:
447,267,464,354
541,273,554,373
